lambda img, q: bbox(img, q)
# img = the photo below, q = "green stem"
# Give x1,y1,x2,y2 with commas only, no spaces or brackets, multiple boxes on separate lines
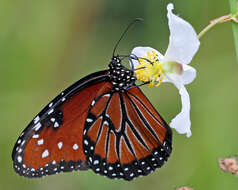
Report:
229,0,238,62
198,14,231,39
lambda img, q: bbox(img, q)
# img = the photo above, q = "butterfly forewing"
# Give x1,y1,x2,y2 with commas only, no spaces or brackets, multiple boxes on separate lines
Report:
83,87,172,181
12,70,110,177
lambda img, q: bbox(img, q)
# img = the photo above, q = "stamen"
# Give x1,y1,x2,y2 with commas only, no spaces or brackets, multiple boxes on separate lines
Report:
135,50,164,87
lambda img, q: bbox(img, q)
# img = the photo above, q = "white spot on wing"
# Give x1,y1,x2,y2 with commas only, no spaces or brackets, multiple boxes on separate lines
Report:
34,116,40,124
42,150,49,158
109,166,113,170
73,144,78,150
32,134,39,139
54,122,59,128
84,140,88,145
49,102,53,107
58,142,63,149
48,109,54,115
86,118,93,122
37,139,44,145
91,100,95,106
17,156,22,163
21,140,25,145
103,121,109,126
94,160,99,165
83,130,87,135
34,122,42,131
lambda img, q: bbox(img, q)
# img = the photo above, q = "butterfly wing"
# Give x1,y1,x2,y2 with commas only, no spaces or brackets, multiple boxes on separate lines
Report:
83,87,172,181
12,70,111,178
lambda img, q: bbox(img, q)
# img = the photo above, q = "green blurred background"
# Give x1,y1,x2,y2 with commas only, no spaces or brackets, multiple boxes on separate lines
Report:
1,0,238,189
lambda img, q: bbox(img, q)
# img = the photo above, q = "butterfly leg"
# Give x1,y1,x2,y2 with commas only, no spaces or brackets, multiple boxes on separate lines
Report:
125,81,150,90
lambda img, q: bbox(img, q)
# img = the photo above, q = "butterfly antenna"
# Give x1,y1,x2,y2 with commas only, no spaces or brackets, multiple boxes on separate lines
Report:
112,18,144,57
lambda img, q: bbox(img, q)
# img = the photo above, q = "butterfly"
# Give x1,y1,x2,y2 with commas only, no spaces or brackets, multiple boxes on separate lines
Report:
12,19,172,181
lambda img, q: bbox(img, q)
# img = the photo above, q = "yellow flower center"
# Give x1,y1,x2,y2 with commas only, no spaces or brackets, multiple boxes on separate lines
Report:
135,50,165,87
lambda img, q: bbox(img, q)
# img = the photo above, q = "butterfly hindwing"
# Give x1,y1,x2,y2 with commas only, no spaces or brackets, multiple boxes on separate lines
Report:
83,87,172,181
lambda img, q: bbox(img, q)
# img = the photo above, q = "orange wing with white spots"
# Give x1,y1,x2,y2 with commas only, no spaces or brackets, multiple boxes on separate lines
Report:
83,87,172,181
12,56,173,181
12,70,111,177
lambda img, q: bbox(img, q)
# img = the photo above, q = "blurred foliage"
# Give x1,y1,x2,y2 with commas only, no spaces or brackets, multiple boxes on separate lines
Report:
1,0,238,189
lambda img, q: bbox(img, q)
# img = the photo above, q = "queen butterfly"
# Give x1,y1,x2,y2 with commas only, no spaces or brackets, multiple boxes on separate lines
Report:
12,19,172,181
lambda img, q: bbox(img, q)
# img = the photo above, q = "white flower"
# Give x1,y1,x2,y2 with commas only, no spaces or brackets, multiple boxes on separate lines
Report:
130,3,200,137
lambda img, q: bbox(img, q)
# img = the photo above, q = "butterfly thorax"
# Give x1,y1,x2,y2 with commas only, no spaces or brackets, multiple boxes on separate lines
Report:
108,56,136,91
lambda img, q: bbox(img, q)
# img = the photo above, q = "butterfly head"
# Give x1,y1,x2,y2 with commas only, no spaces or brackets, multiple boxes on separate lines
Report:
108,56,136,91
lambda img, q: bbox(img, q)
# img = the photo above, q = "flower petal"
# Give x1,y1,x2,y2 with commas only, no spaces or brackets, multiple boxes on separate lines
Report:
180,64,196,84
164,3,200,65
130,47,164,68
163,64,196,85
169,82,192,137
